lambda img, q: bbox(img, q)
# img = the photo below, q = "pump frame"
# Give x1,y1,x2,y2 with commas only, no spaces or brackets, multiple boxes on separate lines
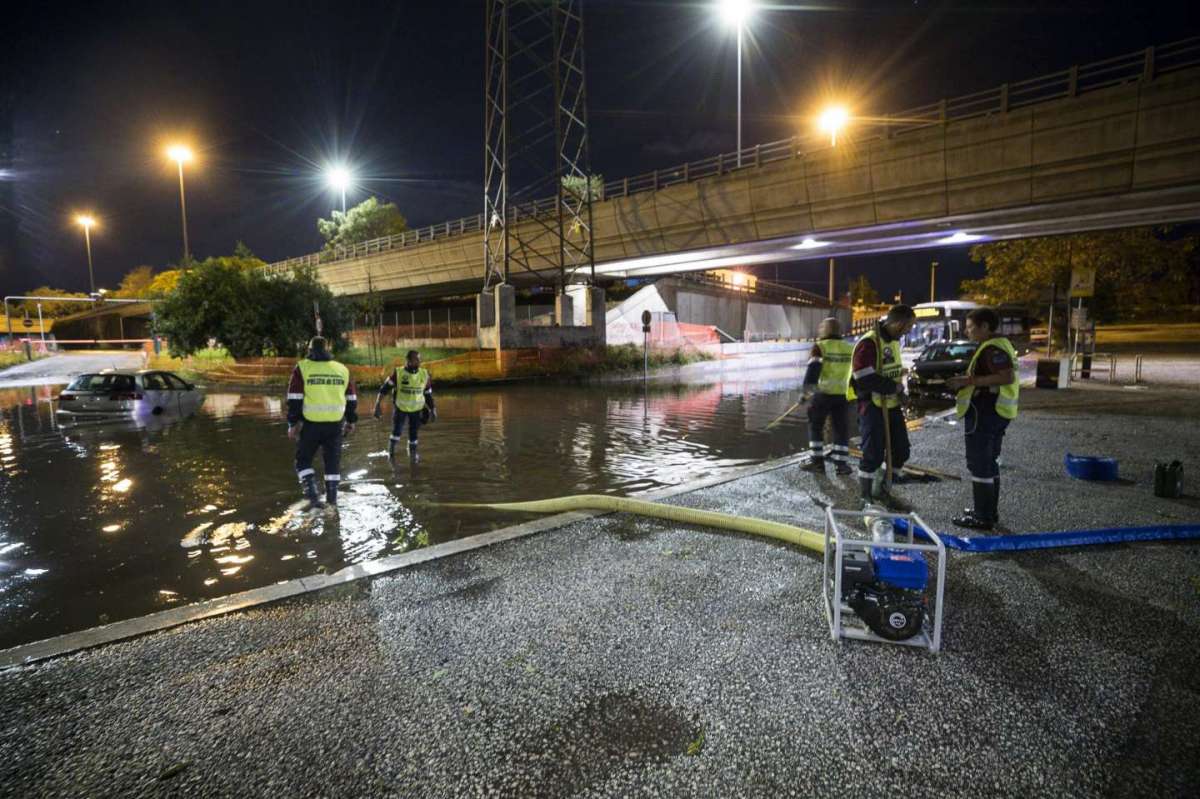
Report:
823,507,947,653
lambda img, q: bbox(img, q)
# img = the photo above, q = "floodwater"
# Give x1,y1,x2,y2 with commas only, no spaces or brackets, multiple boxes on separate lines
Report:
0,371,825,650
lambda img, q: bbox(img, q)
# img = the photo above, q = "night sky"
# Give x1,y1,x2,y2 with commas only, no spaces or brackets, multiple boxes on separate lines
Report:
1,0,1196,302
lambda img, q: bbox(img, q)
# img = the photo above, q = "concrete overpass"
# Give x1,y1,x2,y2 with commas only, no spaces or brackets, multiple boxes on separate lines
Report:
264,39,1200,301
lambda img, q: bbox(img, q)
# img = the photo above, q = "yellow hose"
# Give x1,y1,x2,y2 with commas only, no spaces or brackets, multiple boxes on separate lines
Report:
450,494,827,554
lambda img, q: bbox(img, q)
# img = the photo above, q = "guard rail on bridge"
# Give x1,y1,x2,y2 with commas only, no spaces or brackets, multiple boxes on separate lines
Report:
262,37,1200,279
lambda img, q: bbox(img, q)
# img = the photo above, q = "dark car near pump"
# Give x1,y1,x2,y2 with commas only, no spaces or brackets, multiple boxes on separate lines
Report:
906,340,978,400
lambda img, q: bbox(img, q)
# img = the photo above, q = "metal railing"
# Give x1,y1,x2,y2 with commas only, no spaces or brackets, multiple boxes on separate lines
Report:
263,37,1200,277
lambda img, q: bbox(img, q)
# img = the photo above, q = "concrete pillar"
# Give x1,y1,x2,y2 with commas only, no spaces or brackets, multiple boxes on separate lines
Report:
555,292,574,327
494,283,517,350
566,284,589,323
587,287,606,346
476,291,495,328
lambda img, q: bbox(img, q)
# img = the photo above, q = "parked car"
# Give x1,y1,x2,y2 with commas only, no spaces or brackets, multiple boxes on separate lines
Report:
906,340,978,400
56,370,205,418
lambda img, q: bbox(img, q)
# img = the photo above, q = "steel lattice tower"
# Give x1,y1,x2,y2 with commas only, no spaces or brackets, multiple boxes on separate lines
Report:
483,0,595,292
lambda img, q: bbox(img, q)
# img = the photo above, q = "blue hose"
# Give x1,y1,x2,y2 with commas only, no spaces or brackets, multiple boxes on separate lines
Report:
892,518,1200,552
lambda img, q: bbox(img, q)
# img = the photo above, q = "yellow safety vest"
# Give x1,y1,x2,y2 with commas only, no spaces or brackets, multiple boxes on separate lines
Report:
815,338,853,398
955,337,1020,420
394,367,430,413
848,329,903,408
297,359,350,422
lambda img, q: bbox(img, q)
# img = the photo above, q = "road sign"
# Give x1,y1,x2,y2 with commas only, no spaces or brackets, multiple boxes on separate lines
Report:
641,309,652,333
21,317,33,329
1069,267,1096,298
1070,306,1089,330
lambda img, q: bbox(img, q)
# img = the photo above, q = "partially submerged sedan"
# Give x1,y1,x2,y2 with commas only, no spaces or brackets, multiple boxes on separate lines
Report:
56,370,205,418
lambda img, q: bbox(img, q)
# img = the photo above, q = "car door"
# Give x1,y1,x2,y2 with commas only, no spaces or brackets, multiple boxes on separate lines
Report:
163,373,194,414
140,372,172,413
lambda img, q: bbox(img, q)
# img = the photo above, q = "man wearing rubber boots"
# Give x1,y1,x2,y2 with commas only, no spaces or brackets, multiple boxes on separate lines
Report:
851,304,915,503
286,336,357,511
800,317,854,475
946,307,1019,530
374,350,436,459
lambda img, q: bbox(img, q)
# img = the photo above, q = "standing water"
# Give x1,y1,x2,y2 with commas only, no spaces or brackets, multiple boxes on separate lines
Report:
0,372,816,650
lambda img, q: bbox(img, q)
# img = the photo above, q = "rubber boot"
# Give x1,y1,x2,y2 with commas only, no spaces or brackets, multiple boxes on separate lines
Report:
325,480,338,508
800,455,825,474
387,437,398,459
953,481,994,530
859,475,874,503
300,474,325,510
834,459,853,476
992,476,1001,525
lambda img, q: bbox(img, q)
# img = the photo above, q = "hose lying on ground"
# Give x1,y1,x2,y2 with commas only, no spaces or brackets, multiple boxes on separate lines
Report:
448,494,827,554
893,518,1200,552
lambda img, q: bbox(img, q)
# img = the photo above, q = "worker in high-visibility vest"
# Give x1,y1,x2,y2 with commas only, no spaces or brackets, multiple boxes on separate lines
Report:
850,304,916,503
373,349,436,459
946,307,1019,530
286,336,357,510
800,317,854,475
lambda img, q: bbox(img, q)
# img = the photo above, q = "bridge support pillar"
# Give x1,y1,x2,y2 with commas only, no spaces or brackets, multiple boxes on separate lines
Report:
587,287,606,343
555,292,574,327
476,290,495,328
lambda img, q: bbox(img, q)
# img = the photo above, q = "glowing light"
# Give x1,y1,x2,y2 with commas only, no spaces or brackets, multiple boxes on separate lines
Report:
937,232,983,244
731,271,749,287
74,214,97,229
716,0,755,27
793,238,830,250
166,144,194,164
325,166,352,192
818,106,851,146
101,524,121,533
112,478,132,493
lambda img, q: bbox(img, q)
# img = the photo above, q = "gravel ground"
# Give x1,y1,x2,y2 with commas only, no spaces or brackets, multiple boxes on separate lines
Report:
1,387,1198,798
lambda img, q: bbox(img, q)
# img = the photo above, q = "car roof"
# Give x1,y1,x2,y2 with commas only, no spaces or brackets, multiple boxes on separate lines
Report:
95,369,174,376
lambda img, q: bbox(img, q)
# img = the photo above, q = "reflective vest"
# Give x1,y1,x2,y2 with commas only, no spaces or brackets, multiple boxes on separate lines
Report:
297,359,350,422
394,367,430,413
956,337,1020,420
815,338,853,398
848,329,903,408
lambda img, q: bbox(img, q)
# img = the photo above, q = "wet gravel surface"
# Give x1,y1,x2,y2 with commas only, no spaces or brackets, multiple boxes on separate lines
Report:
1,392,1198,798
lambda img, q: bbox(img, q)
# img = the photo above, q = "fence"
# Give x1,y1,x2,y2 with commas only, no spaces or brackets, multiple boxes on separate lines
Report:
261,37,1200,278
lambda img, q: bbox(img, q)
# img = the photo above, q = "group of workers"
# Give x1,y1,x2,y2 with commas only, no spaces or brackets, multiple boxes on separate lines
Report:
284,303,1019,530
285,338,434,511
801,303,1019,530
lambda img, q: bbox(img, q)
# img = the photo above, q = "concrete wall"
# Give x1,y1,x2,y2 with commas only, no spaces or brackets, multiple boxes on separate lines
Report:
477,285,606,350
295,67,1200,299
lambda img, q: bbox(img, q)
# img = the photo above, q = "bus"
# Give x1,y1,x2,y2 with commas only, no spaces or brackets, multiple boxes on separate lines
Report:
900,301,1032,350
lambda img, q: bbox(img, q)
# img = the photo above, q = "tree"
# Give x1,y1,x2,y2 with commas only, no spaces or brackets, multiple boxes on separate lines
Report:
146,270,183,297
317,197,408,252
963,227,1198,321
154,255,349,358
562,174,604,201
112,266,156,298
16,287,91,318
848,275,880,306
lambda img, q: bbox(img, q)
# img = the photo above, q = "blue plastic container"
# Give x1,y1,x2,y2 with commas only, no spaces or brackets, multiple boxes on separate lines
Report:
1065,452,1119,481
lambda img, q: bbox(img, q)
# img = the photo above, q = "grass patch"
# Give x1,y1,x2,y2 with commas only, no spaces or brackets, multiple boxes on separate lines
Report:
555,344,713,377
340,346,468,366
0,349,51,370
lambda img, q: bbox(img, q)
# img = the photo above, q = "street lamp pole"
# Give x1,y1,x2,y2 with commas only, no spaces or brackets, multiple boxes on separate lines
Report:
176,159,189,262
736,21,743,167
74,215,97,295
930,261,938,302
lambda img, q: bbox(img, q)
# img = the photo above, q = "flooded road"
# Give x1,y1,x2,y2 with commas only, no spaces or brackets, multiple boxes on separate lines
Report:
0,371,819,649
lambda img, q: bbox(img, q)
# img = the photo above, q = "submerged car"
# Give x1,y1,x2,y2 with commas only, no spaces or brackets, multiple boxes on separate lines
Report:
56,370,205,418
906,340,978,400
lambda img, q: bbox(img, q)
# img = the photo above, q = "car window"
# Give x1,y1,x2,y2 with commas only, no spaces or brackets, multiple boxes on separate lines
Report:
111,375,136,392
923,344,976,362
142,373,167,390
164,374,190,390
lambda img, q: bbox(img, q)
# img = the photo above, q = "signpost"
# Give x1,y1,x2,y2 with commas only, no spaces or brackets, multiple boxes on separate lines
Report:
641,310,652,383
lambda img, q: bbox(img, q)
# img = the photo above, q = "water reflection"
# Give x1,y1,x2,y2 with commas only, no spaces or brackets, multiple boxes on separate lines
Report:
0,370,812,649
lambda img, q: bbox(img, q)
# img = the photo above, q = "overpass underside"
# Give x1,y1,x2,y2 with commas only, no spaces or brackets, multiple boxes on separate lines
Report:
303,66,1200,302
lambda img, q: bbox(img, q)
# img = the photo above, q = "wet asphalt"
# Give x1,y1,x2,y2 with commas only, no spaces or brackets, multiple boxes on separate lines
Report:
0,387,1197,798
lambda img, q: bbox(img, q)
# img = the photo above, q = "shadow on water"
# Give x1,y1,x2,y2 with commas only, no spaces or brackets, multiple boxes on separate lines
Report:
0,371,817,648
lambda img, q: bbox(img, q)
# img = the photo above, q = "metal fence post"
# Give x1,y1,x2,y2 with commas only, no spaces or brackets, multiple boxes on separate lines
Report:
1142,46,1156,81
754,144,761,167
999,83,1009,113
652,169,659,190
1068,65,1079,97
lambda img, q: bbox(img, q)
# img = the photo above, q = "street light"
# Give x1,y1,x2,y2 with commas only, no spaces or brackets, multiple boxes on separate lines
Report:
716,0,756,166
166,144,194,263
74,214,98,295
817,105,850,146
324,165,352,214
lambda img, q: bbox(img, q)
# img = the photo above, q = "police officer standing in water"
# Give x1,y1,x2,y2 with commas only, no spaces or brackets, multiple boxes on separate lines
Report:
850,304,916,504
374,349,436,459
945,307,1019,530
799,316,854,475
286,336,357,511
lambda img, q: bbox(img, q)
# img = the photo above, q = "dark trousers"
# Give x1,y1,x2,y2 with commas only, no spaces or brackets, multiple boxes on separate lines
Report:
295,420,343,483
391,410,423,443
857,402,909,476
807,392,850,462
964,405,1009,480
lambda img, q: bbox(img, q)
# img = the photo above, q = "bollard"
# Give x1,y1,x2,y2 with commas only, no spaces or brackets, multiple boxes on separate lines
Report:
23,339,32,361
